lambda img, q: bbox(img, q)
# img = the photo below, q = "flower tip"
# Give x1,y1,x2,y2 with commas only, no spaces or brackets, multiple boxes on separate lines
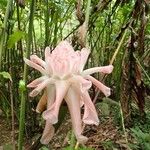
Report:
45,47,51,59
36,109,41,113
45,46,50,52
40,138,49,145
77,135,88,144
60,40,70,45
42,111,58,124
40,124,55,145
104,88,111,97
30,54,36,60
108,65,114,74
27,84,31,88
83,118,100,126
81,47,91,54
29,90,39,97
27,83,37,88
23,57,28,62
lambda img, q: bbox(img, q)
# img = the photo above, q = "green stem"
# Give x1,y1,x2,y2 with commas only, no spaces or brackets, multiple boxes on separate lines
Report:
18,0,35,149
110,29,128,65
16,2,24,65
10,80,16,150
44,0,49,47
85,0,91,27
0,0,13,70
119,101,128,144
85,0,91,47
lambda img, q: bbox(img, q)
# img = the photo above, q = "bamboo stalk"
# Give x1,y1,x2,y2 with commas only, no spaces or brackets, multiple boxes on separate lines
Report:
85,0,91,48
0,0,13,70
85,0,91,28
10,76,16,150
109,29,128,65
16,2,24,66
18,0,35,149
44,0,49,47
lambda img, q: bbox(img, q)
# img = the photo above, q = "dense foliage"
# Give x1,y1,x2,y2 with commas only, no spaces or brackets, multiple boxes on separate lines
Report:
0,0,150,149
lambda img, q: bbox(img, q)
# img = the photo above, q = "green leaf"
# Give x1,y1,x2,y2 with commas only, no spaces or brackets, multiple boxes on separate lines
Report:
96,102,110,116
0,71,12,81
0,0,7,8
3,143,13,150
7,30,25,48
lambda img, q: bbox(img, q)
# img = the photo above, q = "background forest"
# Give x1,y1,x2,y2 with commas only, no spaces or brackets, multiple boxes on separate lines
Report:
0,0,150,149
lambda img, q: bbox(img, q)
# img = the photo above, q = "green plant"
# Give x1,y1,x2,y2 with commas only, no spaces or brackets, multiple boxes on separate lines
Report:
63,146,94,150
101,140,117,150
0,71,12,117
0,0,149,149
18,0,36,148
131,127,150,150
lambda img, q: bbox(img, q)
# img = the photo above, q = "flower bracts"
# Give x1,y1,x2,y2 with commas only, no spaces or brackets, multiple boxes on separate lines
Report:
24,41,113,144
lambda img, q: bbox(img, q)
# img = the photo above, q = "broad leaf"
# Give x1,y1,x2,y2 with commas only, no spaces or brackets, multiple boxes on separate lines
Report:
0,71,12,81
7,30,25,48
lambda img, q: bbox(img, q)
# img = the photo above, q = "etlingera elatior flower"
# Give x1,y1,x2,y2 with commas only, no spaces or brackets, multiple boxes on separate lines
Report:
24,41,113,144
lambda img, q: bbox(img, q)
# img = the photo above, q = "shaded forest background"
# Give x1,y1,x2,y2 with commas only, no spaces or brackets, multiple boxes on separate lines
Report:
0,0,150,149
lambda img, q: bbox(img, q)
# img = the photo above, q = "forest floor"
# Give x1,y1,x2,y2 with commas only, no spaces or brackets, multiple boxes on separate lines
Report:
0,116,18,150
0,110,131,150
0,117,12,146
1,98,150,150
50,120,125,150
49,112,132,150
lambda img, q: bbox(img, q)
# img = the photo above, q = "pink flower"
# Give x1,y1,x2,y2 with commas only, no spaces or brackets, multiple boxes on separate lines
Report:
24,41,113,144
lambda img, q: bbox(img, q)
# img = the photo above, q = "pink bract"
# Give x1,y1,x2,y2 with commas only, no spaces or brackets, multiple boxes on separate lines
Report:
24,40,113,144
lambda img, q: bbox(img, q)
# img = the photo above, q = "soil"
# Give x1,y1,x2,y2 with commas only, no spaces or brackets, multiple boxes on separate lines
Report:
0,117,12,146
0,109,131,150
49,116,129,150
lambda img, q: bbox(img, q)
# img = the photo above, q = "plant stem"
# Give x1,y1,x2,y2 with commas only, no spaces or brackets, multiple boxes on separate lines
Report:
109,29,128,65
119,101,128,143
0,0,13,70
44,0,50,47
85,0,91,28
10,75,16,150
18,0,35,149
119,101,131,150
85,0,91,47
16,2,24,66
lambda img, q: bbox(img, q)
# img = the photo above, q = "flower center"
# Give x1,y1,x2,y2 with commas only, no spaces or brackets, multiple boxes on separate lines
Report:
52,74,73,80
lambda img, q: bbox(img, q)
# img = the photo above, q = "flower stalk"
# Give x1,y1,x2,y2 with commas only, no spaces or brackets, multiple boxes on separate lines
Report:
0,0,13,70
18,0,35,149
